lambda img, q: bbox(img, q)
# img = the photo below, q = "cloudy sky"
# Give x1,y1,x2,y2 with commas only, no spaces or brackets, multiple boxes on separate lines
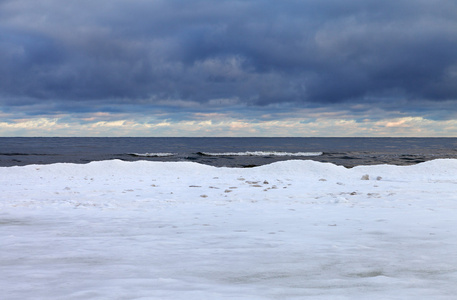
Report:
1,0,457,136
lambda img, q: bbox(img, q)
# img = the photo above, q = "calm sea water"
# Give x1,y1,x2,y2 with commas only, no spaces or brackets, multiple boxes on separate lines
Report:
1,137,457,168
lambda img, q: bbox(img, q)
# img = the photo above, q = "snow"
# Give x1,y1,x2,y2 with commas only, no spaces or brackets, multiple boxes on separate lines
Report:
1,159,457,299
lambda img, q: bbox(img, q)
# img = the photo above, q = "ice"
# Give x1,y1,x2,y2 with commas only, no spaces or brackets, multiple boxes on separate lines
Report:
199,151,323,156
130,153,175,157
1,159,457,299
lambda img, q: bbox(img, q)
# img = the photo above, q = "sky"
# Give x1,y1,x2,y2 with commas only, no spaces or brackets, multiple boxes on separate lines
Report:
1,0,457,137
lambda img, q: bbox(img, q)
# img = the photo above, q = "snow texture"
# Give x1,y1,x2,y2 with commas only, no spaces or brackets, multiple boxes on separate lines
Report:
1,159,457,299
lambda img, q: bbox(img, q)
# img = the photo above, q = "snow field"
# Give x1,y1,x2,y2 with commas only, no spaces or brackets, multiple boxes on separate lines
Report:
1,159,457,299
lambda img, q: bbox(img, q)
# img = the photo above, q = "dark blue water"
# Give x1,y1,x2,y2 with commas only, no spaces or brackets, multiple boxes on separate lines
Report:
1,137,457,168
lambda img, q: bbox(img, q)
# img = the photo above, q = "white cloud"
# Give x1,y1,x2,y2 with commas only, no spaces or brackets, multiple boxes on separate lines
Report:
1,114,456,137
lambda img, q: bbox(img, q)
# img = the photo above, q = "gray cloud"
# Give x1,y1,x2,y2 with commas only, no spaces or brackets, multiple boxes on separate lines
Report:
1,0,457,117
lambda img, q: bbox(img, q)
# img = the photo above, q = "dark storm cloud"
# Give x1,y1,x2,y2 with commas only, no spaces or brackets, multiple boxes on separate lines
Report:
1,0,457,114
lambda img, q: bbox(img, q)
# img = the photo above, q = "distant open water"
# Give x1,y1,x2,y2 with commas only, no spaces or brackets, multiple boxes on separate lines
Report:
1,137,457,168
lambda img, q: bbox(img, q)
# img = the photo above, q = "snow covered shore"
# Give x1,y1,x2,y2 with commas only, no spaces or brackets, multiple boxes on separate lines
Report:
1,159,457,299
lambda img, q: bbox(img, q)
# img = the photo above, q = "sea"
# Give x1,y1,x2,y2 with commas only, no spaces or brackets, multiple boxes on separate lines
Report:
1,137,457,168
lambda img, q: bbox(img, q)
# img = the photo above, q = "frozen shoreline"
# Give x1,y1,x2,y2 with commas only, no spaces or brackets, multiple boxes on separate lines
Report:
1,159,457,299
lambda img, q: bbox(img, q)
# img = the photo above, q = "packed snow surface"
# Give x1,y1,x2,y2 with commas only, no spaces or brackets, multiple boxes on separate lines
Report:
1,159,457,299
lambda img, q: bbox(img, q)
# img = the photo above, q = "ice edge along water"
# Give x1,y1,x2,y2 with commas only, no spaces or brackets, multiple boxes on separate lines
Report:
1,159,457,299
130,151,324,157
198,151,324,156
